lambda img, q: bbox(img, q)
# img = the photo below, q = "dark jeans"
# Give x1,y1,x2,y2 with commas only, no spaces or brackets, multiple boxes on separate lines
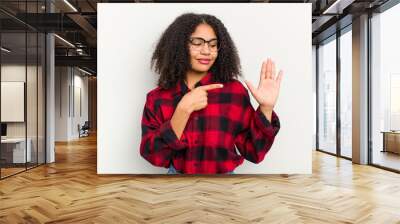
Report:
167,163,235,174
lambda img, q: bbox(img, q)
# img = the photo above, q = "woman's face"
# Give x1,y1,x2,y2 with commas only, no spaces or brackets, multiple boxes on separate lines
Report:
188,23,218,73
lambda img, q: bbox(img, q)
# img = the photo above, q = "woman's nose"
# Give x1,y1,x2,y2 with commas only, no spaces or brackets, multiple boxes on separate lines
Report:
200,44,211,54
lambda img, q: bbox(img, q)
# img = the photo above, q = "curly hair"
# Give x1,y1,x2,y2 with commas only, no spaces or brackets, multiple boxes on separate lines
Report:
150,12,242,90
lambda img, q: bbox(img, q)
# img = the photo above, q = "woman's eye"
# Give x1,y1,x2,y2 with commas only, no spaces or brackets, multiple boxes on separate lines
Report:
210,41,218,46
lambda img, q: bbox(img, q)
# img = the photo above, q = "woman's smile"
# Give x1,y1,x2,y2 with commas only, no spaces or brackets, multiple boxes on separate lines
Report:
197,59,211,65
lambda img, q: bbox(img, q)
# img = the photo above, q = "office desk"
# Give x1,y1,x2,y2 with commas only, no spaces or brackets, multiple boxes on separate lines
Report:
381,131,400,154
1,138,32,163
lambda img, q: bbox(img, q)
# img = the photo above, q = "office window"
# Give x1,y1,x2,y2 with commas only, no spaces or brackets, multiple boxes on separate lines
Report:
371,3,400,171
340,28,352,158
318,36,337,154
313,45,317,150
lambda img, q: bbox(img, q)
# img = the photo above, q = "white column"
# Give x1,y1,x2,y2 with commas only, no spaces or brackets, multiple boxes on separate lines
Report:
46,33,55,163
46,1,56,163
352,14,369,164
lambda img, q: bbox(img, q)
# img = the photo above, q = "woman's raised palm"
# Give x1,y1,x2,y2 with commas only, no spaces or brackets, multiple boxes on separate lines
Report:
244,58,283,110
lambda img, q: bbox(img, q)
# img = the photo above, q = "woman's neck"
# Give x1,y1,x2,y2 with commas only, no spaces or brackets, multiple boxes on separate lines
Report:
185,70,208,90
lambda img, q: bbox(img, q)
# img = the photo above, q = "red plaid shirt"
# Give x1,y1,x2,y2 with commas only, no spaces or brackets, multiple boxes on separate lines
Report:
140,71,280,174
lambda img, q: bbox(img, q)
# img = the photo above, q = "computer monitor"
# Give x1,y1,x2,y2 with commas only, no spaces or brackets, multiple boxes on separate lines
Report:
1,123,7,137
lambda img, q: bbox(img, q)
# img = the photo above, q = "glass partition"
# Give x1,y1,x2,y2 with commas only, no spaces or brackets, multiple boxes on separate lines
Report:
0,1,46,179
1,30,28,177
27,30,38,169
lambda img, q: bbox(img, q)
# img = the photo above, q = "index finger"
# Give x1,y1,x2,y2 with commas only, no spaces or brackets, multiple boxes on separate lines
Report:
198,83,224,91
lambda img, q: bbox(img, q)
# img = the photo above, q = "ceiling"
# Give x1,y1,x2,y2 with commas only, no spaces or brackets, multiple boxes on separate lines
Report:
0,0,391,75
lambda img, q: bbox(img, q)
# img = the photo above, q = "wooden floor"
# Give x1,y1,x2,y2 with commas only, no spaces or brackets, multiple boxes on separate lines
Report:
373,150,400,171
1,134,400,223
0,167,26,178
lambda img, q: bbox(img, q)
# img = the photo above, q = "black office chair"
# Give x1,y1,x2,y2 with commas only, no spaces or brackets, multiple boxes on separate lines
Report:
78,121,90,138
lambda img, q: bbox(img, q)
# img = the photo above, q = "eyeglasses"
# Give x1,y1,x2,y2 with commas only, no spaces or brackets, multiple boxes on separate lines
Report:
189,37,219,52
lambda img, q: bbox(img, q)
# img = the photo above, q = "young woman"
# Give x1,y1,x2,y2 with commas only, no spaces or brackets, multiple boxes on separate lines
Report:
139,13,283,174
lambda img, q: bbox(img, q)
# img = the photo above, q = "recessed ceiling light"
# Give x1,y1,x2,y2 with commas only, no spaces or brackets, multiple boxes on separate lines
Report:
54,34,75,48
322,0,354,14
63,0,78,12
1,47,11,53
77,67,93,76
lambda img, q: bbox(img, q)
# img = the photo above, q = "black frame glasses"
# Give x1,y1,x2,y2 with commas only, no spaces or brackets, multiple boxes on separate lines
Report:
189,37,219,52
